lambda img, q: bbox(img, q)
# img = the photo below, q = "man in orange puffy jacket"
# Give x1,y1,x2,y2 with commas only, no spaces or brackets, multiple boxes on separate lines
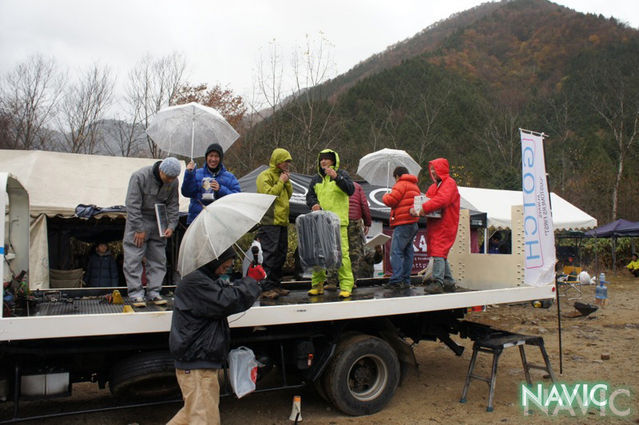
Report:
410,158,460,293
382,166,421,289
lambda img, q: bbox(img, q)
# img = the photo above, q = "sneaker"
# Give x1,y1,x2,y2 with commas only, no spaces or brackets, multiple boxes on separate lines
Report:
307,285,324,296
324,283,338,292
338,290,352,298
383,282,401,290
274,287,290,296
260,289,280,300
443,282,457,293
423,282,444,294
130,298,146,308
150,296,168,306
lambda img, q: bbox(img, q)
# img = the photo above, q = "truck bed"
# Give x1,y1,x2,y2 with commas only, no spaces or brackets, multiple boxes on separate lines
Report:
0,280,554,342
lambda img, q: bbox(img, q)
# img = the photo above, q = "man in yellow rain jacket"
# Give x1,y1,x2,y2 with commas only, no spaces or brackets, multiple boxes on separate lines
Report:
256,148,293,299
306,149,355,298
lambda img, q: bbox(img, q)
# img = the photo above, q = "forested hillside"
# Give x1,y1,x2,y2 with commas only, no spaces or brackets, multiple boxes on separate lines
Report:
241,0,639,223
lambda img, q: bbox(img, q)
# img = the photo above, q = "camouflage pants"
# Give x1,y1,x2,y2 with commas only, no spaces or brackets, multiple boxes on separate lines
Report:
327,219,368,284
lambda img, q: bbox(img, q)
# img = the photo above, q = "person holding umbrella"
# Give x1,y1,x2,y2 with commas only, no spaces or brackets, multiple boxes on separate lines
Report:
181,143,241,225
124,157,181,307
168,247,266,425
256,148,293,299
306,149,355,298
410,158,460,294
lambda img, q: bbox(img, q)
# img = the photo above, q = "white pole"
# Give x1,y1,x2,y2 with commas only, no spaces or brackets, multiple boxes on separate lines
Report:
190,107,195,161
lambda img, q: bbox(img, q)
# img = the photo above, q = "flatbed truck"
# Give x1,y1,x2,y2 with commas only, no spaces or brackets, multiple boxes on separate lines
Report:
0,172,554,421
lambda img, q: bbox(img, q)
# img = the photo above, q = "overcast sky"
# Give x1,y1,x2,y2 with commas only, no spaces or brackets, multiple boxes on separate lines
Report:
1,0,637,116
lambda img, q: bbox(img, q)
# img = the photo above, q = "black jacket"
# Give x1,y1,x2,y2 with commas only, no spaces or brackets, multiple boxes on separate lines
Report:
85,251,118,287
169,263,261,370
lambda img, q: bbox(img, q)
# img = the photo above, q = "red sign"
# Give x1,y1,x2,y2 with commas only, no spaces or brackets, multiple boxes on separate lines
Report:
382,227,430,275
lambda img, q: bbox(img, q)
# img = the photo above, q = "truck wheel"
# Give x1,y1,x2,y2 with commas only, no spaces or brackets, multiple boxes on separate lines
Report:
323,334,400,416
109,351,180,400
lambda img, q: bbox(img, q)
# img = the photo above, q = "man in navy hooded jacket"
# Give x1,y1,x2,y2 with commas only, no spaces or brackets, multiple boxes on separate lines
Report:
181,143,241,224
168,247,265,425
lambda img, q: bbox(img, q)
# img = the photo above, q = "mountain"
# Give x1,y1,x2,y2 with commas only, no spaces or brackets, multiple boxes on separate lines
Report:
241,0,639,222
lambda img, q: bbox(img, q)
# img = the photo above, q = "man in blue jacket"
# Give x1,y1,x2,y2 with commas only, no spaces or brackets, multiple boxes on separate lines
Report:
181,143,241,224
168,247,265,425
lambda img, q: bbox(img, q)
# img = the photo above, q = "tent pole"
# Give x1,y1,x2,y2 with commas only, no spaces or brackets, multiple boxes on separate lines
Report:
612,237,616,276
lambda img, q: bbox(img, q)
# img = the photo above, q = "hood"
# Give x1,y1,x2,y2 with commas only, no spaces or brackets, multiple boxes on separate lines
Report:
198,247,236,278
429,158,450,182
317,148,340,175
398,174,418,184
269,148,292,169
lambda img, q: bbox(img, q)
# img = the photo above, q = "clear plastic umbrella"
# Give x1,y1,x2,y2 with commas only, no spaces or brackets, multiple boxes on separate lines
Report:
177,193,276,276
357,148,421,188
146,102,240,160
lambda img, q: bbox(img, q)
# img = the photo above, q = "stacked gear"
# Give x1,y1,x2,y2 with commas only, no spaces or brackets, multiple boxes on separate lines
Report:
295,211,342,270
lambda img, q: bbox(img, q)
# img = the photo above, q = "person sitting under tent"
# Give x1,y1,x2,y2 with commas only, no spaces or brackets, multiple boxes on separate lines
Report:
182,143,241,225
84,243,118,287
627,253,639,277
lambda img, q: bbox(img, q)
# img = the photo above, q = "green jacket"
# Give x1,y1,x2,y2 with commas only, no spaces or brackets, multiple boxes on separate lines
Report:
306,149,354,225
257,148,293,226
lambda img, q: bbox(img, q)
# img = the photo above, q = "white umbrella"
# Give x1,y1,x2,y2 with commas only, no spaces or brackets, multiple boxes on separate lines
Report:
357,148,421,188
177,193,276,276
146,102,240,160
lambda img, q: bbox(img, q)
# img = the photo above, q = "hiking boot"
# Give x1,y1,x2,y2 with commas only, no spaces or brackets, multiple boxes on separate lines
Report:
338,290,352,298
443,282,457,293
150,296,168,306
260,289,279,299
324,283,338,291
274,287,290,296
130,298,146,308
423,281,444,294
400,281,412,289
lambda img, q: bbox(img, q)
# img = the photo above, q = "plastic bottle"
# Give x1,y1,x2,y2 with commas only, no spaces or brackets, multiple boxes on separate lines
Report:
599,272,606,284
595,281,608,305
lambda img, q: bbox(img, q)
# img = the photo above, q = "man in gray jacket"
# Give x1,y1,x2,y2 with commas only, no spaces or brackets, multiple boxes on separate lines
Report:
124,157,180,307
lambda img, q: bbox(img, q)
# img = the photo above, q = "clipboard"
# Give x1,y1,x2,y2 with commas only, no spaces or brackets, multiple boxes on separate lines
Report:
155,203,169,237
365,233,391,249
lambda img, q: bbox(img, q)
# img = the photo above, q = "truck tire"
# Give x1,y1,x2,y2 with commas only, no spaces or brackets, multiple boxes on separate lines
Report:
322,334,400,416
109,351,180,400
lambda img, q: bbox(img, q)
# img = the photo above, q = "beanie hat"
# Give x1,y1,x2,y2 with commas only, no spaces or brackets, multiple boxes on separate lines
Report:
201,247,237,277
159,157,181,177
319,151,335,162
205,143,224,163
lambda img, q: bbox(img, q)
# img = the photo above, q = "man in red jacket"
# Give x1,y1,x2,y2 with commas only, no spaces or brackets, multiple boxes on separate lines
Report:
410,158,460,293
383,166,421,288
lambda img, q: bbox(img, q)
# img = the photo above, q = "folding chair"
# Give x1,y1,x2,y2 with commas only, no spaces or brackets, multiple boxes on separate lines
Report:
557,265,582,299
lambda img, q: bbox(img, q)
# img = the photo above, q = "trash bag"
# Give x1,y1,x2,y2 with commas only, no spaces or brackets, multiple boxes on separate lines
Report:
295,211,342,270
228,346,261,398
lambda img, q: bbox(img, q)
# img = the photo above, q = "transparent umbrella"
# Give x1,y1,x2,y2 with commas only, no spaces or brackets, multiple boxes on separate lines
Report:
177,193,276,276
146,102,239,160
357,148,421,188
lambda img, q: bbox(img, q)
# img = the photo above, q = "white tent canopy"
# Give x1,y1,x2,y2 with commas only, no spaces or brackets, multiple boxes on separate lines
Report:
0,150,190,217
458,187,597,231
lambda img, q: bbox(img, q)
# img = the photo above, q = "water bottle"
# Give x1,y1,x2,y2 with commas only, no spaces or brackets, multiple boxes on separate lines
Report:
599,272,606,284
595,281,608,304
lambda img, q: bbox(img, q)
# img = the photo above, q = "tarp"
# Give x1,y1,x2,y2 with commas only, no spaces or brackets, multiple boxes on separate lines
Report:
584,219,639,237
0,150,190,217
238,166,487,227
457,187,597,231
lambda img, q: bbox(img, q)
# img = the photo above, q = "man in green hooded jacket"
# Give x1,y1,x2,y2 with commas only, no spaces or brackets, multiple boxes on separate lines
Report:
306,149,355,298
256,148,293,298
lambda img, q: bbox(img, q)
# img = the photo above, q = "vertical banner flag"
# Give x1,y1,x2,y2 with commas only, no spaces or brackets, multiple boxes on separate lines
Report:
520,130,556,286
